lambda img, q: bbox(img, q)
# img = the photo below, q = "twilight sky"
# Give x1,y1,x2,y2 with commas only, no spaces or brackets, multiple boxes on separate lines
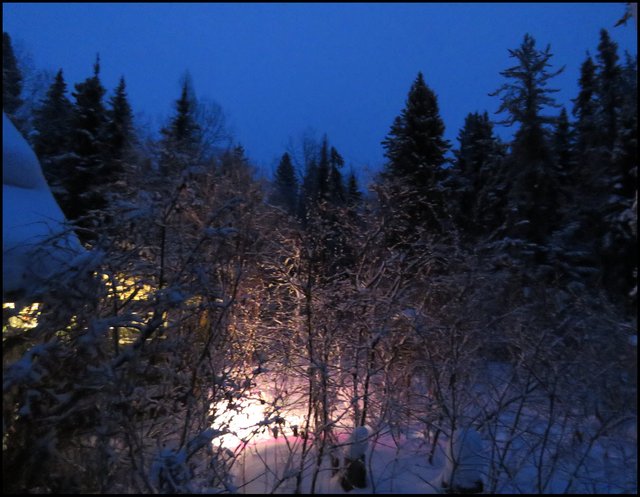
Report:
3,3,637,180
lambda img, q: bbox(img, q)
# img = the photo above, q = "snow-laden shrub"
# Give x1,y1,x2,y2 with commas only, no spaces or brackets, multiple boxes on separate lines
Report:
340,425,370,491
441,427,485,493
348,425,370,460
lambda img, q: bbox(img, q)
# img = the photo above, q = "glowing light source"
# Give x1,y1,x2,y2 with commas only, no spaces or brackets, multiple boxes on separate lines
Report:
101,273,154,302
210,377,307,449
3,302,41,329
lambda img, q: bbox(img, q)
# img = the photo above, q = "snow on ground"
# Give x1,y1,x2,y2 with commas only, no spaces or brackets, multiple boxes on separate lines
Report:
228,429,442,494
204,362,636,494
220,409,636,494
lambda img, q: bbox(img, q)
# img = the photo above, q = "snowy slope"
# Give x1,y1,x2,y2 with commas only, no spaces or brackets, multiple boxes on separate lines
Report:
3,112,84,297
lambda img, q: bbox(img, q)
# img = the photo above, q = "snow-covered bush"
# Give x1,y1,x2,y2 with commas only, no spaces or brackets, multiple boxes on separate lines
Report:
340,425,370,491
440,427,485,493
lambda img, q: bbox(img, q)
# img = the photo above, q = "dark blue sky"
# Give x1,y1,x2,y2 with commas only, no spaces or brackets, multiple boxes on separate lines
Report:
3,3,637,180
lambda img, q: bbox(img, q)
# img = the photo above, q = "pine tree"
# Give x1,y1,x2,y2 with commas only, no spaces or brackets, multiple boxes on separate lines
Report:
549,106,579,275
322,143,350,274
98,75,138,239
552,107,573,191
296,135,352,277
271,152,298,215
380,72,450,238
301,136,347,209
345,170,364,261
160,80,201,176
32,69,74,196
298,135,347,221
595,29,622,152
569,53,606,239
346,170,362,208
298,157,318,223
490,34,564,245
563,50,618,294
572,54,599,163
316,136,331,202
328,147,346,205
65,55,109,237
105,77,135,170
3,32,23,117
451,111,506,237
599,47,637,303
564,36,635,303
491,34,564,132
614,51,637,200
573,31,637,303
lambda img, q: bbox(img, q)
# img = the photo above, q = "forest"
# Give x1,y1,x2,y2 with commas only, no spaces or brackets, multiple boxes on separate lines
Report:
2,25,637,494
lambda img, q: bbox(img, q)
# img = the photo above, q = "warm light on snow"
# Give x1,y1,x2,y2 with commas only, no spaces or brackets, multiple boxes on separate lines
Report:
210,379,307,450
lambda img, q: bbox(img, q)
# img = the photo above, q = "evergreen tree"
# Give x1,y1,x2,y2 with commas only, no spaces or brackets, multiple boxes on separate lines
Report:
65,54,109,235
99,75,138,238
316,136,331,202
298,157,318,223
552,107,573,192
451,111,506,237
491,34,564,132
32,69,74,195
564,37,635,304
271,152,298,215
595,29,622,152
160,80,201,176
296,135,352,276
614,52,637,201
600,48,637,303
218,144,254,183
563,50,617,293
569,53,606,245
105,76,136,171
3,32,23,117
298,135,348,221
328,146,346,205
380,72,450,238
572,32,637,303
321,143,350,273
346,170,362,208
572,54,599,164
548,106,580,279
303,137,347,208
490,33,564,245
345,170,364,257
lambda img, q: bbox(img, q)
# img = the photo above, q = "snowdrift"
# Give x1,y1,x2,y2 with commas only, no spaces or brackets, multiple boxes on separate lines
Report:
3,112,84,297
